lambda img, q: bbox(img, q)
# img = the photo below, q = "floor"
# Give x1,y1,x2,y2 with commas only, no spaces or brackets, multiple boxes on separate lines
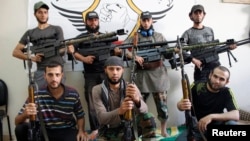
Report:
2,135,15,141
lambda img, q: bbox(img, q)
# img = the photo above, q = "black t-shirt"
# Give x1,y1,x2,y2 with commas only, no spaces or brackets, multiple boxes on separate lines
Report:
74,33,114,73
191,82,238,122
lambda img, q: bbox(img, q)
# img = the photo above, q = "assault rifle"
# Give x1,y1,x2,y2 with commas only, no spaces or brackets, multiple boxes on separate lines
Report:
177,36,198,141
22,29,126,59
123,32,138,141
169,37,250,69
26,36,44,141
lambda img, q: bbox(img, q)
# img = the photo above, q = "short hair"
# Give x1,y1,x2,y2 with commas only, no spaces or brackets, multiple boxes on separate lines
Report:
212,65,230,80
45,61,63,72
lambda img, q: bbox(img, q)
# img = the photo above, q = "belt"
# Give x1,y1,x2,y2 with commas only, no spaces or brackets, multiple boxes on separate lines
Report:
137,60,163,70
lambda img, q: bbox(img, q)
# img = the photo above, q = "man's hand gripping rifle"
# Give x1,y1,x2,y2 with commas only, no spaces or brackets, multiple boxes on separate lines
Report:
123,32,139,141
26,36,46,141
177,36,198,141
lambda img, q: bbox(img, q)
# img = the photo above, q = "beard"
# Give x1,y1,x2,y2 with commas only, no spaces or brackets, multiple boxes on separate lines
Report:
107,77,122,85
193,17,204,25
207,79,223,92
36,17,48,24
86,24,99,33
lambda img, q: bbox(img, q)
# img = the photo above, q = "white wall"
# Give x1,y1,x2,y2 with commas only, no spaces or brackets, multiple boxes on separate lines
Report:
1,0,250,138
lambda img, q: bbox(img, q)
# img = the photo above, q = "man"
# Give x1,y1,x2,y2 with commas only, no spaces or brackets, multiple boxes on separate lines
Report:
68,11,119,138
122,11,175,137
176,65,239,141
181,4,236,83
92,56,157,140
14,61,88,141
12,1,65,88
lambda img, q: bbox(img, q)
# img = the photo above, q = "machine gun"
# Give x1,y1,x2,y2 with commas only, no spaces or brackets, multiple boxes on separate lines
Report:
169,37,250,69
22,29,126,60
123,32,138,141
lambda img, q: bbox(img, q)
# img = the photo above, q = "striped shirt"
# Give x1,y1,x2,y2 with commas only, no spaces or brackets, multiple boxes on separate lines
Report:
18,84,85,129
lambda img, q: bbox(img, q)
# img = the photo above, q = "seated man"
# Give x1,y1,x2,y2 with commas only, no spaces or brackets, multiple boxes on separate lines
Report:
14,61,88,141
176,65,239,141
92,56,157,140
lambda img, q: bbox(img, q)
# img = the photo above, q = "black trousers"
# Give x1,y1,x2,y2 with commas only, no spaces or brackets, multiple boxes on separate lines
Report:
15,122,78,141
84,72,105,131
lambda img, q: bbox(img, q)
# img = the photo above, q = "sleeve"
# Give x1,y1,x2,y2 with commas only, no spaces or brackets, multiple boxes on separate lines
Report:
73,91,85,119
225,88,239,111
135,96,148,114
55,26,64,41
17,98,29,115
92,85,122,125
181,30,194,63
19,30,30,45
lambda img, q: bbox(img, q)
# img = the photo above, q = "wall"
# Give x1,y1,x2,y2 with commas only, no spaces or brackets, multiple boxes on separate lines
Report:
0,0,250,138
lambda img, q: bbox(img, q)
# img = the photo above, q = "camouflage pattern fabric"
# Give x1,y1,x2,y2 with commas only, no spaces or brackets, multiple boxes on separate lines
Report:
96,112,156,140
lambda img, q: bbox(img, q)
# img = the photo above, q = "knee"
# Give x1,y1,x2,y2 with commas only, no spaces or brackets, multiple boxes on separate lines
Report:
15,122,29,140
225,120,238,125
137,113,157,138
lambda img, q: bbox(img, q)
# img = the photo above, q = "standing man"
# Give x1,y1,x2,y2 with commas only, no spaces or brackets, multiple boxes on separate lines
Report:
176,66,239,141
68,11,119,138
15,61,88,141
181,4,236,83
123,11,175,137
12,1,66,88
92,56,157,140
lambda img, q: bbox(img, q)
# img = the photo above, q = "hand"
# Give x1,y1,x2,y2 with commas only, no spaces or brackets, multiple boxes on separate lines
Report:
229,43,237,50
178,99,191,111
192,58,202,69
174,47,180,53
198,115,213,132
99,3,129,27
126,83,140,103
119,97,134,115
135,56,144,66
67,45,75,54
25,103,37,116
83,56,95,64
77,131,89,141
31,53,43,62
114,47,122,56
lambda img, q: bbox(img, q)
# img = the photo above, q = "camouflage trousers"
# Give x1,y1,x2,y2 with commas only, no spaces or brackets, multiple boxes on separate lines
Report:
142,92,168,122
97,112,156,141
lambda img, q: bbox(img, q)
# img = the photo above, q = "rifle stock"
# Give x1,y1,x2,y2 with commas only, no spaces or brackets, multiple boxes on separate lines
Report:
177,36,196,141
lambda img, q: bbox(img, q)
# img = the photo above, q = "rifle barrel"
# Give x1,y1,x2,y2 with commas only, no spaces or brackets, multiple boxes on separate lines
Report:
63,29,125,46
